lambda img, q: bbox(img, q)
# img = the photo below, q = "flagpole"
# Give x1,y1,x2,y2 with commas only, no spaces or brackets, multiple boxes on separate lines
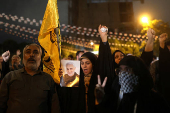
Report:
55,27,61,67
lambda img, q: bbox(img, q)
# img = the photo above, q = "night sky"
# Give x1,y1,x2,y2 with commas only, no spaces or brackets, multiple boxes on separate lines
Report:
0,0,68,44
133,0,170,23
0,0,170,44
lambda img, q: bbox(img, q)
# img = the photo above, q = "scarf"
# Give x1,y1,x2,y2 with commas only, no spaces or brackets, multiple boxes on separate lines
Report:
118,71,139,93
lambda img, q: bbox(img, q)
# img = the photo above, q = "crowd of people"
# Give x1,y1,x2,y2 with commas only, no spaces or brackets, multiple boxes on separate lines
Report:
0,25,170,113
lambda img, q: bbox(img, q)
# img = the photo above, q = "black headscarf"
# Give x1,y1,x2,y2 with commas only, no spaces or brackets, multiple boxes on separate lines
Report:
79,52,98,88
79,52,98,113
57,52,97,113
80,52,97,67
110,56,154,113
112,50,125,69
112,50,125,77
119,56,153,93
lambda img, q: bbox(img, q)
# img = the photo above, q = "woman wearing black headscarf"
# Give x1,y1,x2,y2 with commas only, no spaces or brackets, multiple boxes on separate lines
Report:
97,25,126,93
58,52,98,113
78,52,98,113
97,25,154,93
96,56,170,113
112,50,125,74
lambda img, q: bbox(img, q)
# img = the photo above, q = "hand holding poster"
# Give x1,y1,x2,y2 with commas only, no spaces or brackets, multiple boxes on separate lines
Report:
60,60,80,87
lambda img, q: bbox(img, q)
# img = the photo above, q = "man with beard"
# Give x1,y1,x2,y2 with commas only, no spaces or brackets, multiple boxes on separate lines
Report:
10,55,23,71
0,44,60,113
60,62,79,87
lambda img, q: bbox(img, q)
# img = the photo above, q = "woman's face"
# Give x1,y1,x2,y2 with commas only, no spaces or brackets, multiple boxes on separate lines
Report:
114,52,124,64
81,58,93,75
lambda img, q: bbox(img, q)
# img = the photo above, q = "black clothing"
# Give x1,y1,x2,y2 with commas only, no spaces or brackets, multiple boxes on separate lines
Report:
58,52,97,113
96,76,170,113
80,52,97,65
119,56,153,92
97,41,114,93
9,64,23,71
112,50,125,69
159,46,170,105
150,60,159,91
96,55,169,113
140,50,153,68
57,87,80,113
1,61,10,80
0,68,60,113
96,41,169,113
97,41,153,91
79,52,98,113
1,61,23,81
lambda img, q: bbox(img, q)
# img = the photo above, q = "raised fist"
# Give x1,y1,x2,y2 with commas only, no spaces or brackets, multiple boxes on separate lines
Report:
147,28,155,40
98,25,108,42
58,68,63,78
2,50,10,62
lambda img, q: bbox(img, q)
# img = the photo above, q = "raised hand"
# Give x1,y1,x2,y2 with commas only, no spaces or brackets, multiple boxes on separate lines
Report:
96,75,107,88
58,68,63,78
98,24,108,42
95,75,107,105
147,28,155,40
145,28,155,52
2,50,10,62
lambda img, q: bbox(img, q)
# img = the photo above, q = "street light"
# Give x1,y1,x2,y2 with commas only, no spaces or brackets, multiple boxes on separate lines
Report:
90,42,94,46
141,17,149,24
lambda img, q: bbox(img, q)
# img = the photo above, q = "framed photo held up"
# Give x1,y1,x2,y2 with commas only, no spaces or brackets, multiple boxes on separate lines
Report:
60,60,80,87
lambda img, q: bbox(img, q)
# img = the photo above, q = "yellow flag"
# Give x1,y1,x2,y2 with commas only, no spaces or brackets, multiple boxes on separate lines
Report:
38,0,61,84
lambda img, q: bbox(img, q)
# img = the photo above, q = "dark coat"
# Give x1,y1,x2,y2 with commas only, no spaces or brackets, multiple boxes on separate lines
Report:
150,60,160,91
96,40,169,113
57,52,97,113
1,61,10,80
159,46,170,105
97,40,153,91
96,76,170,113
1,61,23,80
96,41,115,93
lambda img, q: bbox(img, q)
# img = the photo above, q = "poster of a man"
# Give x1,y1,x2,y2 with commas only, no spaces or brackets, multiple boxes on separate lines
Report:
60,60,80,87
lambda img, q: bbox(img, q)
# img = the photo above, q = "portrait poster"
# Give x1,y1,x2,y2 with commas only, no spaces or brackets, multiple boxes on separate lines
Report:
60,60,80,87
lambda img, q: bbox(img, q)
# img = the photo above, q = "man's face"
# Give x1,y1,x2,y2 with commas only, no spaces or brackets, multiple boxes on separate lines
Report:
77,52,84,60
23,45,41,71
12,57,19,65
0,56,3,63
66,64,76,76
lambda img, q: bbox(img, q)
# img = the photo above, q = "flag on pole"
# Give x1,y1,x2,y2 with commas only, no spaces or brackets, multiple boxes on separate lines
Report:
38,0,61,84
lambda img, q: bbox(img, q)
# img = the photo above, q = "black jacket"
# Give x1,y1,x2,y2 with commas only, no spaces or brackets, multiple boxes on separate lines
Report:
0,68,60,113
96,76,170,113
159,46,170,105
96,40,169,113
58,52,97,113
